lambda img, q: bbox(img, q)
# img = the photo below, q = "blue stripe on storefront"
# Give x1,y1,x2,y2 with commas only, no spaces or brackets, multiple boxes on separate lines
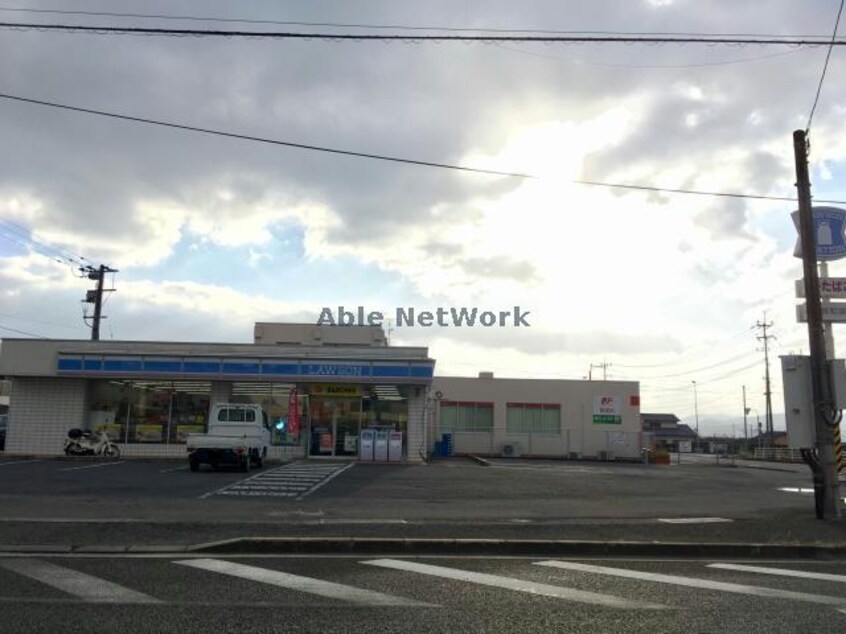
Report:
222,362,261,374
57,357,434,380
103,359,143,372
57,358,83,371
144,360,182,373
262,363,300,375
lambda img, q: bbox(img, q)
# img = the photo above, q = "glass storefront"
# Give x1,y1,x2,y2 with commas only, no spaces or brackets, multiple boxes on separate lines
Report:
88,380,210,444
85,379,410,454
307,384,409,457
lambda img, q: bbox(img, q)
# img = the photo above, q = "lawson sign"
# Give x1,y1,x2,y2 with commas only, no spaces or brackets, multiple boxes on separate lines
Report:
792,206,846,261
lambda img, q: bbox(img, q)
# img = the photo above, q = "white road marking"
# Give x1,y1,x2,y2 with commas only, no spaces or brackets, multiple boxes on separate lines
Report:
0,459,42,467
59,461,124,472
296,463,354,500
778,487,814,493
0,558,161,604
657,517,733,524
174,558,433,607
200,462,352,499
708,563,846,583
159,465,188,473
362,559,667,609
536,561,846,608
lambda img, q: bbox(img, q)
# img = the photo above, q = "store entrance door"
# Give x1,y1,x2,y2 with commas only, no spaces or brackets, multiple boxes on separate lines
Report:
308,397,361,457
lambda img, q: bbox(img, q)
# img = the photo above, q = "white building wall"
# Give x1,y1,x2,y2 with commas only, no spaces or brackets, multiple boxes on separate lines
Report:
6,377,87,454
432,376,641,460
406,391,427,463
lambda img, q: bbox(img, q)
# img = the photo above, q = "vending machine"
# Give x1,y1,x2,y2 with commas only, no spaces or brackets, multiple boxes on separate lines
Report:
359,428,375,461
374,428,389,461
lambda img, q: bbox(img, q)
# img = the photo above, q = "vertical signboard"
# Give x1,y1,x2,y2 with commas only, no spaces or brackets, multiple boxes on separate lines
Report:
288,388,300,435
593,396,622,424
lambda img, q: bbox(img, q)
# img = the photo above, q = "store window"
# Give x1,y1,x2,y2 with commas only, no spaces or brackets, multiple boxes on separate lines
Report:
439,401,494,432
506,403,560,435
87,380,210,444
230,382,299,446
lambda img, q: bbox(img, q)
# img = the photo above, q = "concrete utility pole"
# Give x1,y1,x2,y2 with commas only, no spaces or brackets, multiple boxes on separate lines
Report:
793,128,841,519
742,385,750,447
691,380,699,449
755,314,775,443
589,362,610,381
82,264,117,341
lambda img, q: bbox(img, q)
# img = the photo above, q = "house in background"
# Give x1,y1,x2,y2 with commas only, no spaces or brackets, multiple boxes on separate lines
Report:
641,412,698,451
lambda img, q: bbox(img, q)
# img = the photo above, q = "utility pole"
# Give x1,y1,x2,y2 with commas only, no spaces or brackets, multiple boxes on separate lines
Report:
743,385,749,448
691,380,699,451
81,264,117,341
794,128,841,519
755,314,775,444
589,362,610,381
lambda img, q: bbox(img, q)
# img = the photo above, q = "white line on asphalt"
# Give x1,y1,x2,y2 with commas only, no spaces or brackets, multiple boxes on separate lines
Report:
159,465,188,473
296,463,354,500
0,558,162,604
657,517,733,524
321,519,408,525
536,561,846,607
778,487,814,493
362,559,667,609
198,463,291,499
708,563,846,583
59,461,125,472
174,558,434,607
0,459,43,467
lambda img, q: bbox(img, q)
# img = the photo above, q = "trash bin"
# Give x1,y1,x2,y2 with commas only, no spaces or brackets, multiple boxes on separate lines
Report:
441,433,453,457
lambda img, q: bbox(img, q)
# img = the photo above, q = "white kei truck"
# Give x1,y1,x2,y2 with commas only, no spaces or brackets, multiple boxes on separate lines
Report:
186,403,271,472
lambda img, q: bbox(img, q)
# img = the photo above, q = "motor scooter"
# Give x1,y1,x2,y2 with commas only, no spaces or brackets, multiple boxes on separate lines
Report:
63,428,121,458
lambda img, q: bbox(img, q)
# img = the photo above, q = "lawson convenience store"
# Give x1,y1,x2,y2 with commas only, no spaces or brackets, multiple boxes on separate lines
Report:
0,338,434,461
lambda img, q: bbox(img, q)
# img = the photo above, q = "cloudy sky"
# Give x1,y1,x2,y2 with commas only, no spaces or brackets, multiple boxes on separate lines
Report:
2,0,846,435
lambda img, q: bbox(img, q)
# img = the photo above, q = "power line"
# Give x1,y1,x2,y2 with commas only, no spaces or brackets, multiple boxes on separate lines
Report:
806,0,845,133
0,7,835,39
3,91,845,205
0,323,49,338
0,218,88,266
0,22,844,46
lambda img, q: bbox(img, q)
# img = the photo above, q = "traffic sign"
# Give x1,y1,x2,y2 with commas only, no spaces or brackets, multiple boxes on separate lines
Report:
795,278,846,299
796,302,846,322
792,206,846,261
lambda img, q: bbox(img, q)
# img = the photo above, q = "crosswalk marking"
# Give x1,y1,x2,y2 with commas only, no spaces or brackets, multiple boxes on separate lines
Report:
174,558,434,607
202,462,353,499
657,517,732,524
708,563,846,583
0,559,161,604
362,559,667,609
536,561,846,608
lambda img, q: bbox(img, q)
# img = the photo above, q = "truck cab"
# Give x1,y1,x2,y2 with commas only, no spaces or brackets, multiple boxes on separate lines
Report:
186,403,271,472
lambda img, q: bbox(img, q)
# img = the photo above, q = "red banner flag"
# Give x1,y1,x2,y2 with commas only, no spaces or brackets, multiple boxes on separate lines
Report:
288,388,300,435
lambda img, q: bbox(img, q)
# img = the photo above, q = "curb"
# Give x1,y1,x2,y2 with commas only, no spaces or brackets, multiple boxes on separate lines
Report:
184,537,846,559
1,539,845,558
467,455,490,466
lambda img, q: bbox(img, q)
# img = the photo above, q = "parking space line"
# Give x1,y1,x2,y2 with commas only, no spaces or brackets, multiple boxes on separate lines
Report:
59,461,125,472
0,459,42,467
0,558,162,604
657,517,732,524
159,465,188,473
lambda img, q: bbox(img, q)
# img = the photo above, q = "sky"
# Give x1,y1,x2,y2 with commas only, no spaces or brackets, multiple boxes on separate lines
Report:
2,0,846,437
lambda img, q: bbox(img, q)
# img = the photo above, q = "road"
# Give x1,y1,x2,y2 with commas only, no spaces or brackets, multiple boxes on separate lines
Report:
1,554,845,632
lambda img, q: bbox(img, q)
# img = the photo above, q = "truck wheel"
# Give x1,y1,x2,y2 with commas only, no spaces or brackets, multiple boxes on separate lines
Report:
189,456,200,472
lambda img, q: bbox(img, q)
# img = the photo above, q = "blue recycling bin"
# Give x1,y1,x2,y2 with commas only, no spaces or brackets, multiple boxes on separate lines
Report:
441,433,453,457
